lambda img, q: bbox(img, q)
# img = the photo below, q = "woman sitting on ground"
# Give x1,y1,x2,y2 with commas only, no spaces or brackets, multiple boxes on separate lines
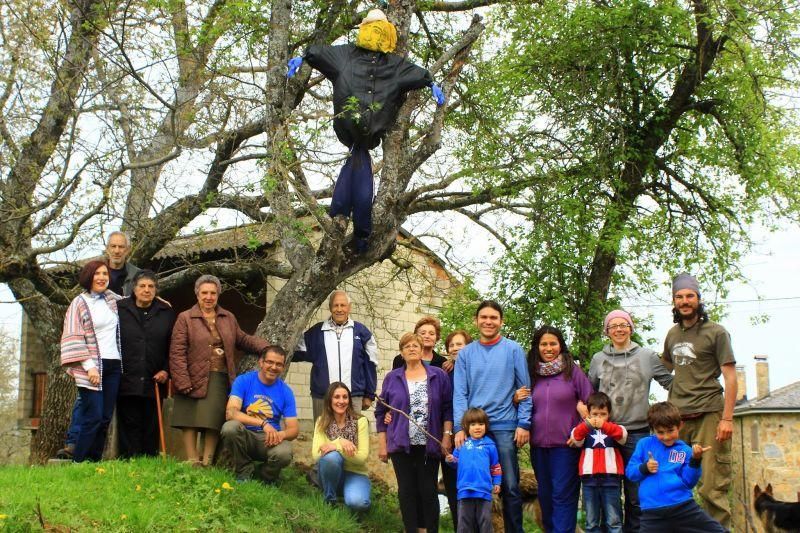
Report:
312,382,371,511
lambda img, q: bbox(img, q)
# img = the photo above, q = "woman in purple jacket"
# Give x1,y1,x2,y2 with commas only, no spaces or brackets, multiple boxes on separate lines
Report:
376,332,453,533
528,325,593,533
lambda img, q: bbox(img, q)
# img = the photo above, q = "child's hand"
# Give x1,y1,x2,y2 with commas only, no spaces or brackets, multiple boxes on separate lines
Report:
646,451,659,473
586,416,602,429
445,453,457,463
692,444,712,459
493,484,501,494
566,437,579,447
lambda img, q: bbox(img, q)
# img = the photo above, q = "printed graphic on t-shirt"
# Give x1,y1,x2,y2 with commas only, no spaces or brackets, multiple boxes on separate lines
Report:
246,396,275,421
668,449,687,463
599,356,646,409
671,342,697,366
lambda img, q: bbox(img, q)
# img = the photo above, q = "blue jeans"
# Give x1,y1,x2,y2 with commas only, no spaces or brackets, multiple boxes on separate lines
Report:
73,360,121,462
490,430,524,533
318,451,371,511
532,447,581,533
620,428,650,532
65,396,82,446
584,480,623,533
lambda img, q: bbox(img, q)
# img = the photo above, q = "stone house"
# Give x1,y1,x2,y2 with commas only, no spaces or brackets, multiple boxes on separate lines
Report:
731,354,800,532
16,223,457,441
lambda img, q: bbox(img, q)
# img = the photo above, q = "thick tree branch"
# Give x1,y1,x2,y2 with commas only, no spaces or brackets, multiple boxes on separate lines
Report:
418,0,524,12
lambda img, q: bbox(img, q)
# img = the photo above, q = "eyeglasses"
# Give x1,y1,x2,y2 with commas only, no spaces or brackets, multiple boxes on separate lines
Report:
607,323,631,331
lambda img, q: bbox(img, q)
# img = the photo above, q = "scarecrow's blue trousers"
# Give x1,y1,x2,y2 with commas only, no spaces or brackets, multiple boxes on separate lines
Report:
329,146,373,252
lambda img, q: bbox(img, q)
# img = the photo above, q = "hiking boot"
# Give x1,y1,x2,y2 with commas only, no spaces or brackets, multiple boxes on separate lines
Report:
257,463,279,485
55,444,75,460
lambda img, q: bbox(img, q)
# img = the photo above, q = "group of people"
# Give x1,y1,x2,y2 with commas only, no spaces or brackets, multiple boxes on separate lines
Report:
58,232,737,533
60,232,174,462
58,232,294,478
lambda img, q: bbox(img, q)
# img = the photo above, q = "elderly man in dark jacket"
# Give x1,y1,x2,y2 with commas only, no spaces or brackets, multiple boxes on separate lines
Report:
117,270,175,457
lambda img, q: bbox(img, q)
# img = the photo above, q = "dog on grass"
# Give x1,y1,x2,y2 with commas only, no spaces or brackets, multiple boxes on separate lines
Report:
754,483,800,532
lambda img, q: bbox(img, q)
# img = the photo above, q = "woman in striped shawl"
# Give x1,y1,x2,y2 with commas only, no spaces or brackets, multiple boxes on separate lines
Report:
60,259,122,462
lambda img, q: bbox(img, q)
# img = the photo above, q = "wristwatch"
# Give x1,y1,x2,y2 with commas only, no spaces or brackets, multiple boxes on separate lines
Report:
444,430,453,436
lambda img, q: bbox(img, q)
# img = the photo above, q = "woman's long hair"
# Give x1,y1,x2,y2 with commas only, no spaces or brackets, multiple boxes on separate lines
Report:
527,325,575,385
316,381,360,432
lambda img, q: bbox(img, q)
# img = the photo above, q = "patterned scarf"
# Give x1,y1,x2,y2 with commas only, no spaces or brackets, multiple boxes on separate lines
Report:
537,354,566,377
325,414,359,445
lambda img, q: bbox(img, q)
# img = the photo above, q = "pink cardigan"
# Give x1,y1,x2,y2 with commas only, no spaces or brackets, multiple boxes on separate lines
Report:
60,292,121,390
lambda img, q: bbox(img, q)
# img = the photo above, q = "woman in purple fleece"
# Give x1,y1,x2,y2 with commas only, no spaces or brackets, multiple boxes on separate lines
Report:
527,325,593,533
376,332,453,533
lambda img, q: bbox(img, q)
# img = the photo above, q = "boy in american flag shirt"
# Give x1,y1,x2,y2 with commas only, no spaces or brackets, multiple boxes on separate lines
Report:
569,391,628,533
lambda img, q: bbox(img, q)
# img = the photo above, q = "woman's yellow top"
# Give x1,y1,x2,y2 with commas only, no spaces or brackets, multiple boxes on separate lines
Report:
311,416,370,475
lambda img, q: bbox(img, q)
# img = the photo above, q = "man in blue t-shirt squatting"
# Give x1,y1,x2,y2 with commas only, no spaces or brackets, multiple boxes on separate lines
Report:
220,345,299,483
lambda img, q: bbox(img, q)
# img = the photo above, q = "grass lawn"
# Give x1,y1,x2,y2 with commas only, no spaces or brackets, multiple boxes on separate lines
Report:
0,457,401,532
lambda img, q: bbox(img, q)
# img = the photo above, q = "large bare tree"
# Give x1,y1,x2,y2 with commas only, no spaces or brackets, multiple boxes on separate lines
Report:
0,0,530,461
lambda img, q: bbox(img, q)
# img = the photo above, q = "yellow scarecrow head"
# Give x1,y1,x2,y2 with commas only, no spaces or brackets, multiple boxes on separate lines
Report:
356,9,397,54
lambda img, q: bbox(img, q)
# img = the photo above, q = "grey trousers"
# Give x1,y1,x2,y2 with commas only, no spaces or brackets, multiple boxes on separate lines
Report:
220,420,292,481
458,498,493,533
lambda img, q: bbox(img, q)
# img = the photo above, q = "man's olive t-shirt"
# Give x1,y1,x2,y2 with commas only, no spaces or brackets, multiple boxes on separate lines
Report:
663,320,735,415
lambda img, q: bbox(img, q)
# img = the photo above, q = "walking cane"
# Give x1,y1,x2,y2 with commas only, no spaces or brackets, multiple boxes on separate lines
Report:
154,381,167,459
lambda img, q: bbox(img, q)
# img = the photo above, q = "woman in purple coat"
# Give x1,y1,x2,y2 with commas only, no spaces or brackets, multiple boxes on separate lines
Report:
528,325,593,533
376,332,453,533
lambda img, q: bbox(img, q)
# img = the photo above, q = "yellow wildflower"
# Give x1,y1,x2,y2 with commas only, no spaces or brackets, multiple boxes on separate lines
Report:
0,514,7,519
214,489,221,494
221,482,233,491
120,514,127,520
135,485,141,491
95,467,106,474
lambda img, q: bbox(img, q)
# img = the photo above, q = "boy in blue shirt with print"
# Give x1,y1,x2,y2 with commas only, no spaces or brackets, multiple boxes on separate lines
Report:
446,407,502,533
625,402,727,532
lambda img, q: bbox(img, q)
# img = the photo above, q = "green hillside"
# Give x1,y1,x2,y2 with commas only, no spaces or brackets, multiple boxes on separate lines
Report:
0,458,401,532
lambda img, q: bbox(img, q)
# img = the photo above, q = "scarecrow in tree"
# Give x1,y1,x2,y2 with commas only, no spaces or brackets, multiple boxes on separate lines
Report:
287,8,445,252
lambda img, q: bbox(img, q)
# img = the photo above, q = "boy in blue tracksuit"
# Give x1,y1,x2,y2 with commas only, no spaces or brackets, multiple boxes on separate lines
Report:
625,402,727,533
446,408,502,533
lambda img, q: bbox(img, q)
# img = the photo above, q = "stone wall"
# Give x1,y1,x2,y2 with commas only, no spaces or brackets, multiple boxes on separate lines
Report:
15,315,48,428
731,412,800,532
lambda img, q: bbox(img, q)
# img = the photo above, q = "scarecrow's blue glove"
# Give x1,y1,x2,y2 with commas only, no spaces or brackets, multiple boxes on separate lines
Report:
430,83,445,106
287,57,303,78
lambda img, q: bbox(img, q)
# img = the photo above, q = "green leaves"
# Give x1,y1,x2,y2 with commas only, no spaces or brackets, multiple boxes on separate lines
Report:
448,0,800,360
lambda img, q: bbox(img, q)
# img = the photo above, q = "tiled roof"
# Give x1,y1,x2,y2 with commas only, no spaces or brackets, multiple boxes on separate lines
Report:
152,223,280,259
734,381,800,415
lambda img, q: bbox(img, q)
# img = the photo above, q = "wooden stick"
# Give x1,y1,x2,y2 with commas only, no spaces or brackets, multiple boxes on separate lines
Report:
154,381,167,459
375,395,447,451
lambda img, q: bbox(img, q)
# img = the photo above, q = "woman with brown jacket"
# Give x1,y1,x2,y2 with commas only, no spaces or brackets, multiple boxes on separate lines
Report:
169,274,269,466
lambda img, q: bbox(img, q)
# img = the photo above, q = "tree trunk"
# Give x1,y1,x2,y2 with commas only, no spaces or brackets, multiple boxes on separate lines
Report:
9,279,72,462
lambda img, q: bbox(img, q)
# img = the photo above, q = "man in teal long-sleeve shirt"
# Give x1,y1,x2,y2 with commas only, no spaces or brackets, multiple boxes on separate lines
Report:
453,300,532,533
